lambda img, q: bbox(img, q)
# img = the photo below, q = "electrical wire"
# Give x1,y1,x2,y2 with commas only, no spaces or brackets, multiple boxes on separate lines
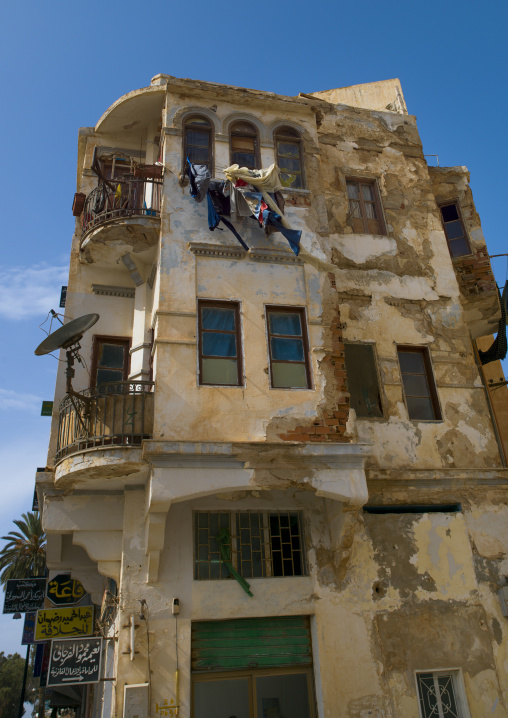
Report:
175,613,179,672
38,310,53,336
175,612,179,716
141,600,152,712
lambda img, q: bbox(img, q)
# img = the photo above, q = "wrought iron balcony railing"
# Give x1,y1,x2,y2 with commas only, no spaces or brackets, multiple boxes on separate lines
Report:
56,381,154,462
81,178,162,236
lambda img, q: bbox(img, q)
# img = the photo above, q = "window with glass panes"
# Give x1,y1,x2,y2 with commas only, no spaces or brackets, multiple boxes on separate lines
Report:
439,203,471,258
266,307,311,389
416,671,468,718
397,346,442,421
198,301,242,386
230,121,260,169
275,127,304,189
91,337,130,387
184,116,212,168
346,179,385,235
194,511,305,580
344,343,383,418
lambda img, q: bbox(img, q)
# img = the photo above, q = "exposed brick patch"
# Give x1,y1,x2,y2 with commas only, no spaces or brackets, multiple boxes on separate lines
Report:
453,249,498,296
283,193,311,208
279,273,350,444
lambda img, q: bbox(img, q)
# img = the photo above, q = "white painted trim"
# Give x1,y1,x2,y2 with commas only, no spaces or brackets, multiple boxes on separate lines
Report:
414,669,472,718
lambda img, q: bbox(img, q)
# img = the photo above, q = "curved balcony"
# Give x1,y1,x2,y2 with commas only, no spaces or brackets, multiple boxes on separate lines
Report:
80,178,162,265
56,381,154,463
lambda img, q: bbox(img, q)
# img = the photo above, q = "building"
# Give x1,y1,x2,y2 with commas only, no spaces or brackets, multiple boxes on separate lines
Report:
37,74,508,717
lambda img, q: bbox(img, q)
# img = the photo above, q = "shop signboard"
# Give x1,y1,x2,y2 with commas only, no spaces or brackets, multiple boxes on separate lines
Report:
35,606,94,641
47,637,102,687
46,574,87,606
3,578,46,613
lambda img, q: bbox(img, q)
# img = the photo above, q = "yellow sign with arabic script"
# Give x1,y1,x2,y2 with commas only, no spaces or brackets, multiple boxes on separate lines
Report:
35,606,94,641
47,575,86,605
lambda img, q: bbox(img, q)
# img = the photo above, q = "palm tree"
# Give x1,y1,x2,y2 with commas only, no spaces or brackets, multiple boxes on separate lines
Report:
0,512,46,584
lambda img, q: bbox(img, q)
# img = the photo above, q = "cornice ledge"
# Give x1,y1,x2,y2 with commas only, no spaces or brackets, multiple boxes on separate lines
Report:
188,241,247,259
249,247,303,265
92,284,135,299
143,440,371,470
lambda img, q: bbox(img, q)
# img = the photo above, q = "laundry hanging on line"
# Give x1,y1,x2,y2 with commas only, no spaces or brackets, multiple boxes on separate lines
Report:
223,163,282,192
206,180,249,251
186,160,302,255
233,187,301,255
479,281,508,365
263,211,301,256
224,164,288,225
187,159,211,203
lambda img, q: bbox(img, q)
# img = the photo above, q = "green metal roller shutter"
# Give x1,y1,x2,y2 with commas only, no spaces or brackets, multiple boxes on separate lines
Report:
191,616,312,672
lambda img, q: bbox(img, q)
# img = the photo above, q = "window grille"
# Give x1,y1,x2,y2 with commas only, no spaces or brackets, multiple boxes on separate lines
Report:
416,672,468,718
194,511,306,580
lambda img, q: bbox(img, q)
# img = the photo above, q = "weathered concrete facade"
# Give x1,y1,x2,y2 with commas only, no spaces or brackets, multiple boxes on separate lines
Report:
38,74,508,717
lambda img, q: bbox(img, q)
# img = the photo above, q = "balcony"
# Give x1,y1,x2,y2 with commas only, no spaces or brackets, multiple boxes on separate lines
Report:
80,178,162,265
56,381,154,463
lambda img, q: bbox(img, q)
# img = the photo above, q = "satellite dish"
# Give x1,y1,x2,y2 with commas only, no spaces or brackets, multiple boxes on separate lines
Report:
35,314,99,356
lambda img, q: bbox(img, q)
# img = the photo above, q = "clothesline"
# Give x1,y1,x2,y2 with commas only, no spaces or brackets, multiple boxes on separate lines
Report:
187,159,302,256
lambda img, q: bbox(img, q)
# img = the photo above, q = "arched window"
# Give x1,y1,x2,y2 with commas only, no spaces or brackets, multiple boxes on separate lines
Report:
184,116,213,168
275,127,304,189
230,121,260,170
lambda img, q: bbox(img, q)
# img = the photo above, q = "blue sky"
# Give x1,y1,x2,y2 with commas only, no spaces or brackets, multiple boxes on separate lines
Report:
0,0,506,653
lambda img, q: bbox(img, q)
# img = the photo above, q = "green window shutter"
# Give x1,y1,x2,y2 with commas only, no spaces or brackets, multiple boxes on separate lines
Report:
191,616,312,672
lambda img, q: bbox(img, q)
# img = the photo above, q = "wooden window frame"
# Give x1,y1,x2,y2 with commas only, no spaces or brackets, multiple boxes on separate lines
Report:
275,127,305,189
397,345,442,421
438,200,472,258
100,155,133,181
344,341,384,418
192,667,317,718
90,336,131,388
265,306,312,390
346,177,386,235
198,300,243,387
183,115,213,173
229,121,261,170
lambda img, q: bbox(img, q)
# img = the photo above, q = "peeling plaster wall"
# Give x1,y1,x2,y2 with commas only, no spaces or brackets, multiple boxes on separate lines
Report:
41,75,508,718
112,493,508,717
316,103,502,470
428,165,500,338
310,79,407,115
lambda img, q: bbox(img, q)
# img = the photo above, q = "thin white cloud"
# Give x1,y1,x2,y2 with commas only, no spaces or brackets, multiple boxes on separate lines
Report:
0,433,49,527
0,264,68,320
0,388,42,413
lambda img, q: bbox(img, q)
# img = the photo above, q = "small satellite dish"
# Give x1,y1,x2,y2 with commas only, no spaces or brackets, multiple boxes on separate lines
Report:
35,314,99,356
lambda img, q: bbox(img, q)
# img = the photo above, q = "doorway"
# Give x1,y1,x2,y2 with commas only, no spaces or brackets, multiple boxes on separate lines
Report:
193,668,315,718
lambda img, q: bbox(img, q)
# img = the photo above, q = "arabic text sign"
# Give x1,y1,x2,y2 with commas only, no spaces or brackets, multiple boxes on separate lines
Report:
47,575,86,605
47,637,102,687
3,578,46,613
35,606,94,641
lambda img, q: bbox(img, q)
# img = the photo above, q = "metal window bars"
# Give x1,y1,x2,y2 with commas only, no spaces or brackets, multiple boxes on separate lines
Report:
81,178,162,237
194,512,305,580
56,381,154,462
